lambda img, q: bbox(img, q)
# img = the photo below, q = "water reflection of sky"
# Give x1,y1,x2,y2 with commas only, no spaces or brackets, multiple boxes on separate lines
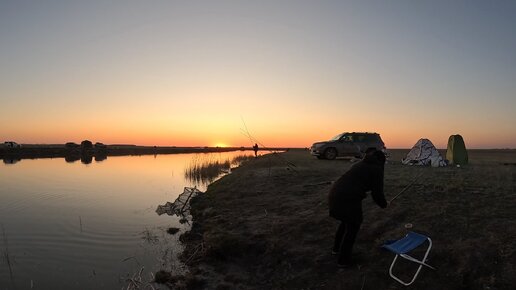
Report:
0,151,254,289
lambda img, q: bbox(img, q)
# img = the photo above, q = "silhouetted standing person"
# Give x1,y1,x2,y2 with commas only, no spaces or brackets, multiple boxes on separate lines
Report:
328,149,388,267
253,143,258,157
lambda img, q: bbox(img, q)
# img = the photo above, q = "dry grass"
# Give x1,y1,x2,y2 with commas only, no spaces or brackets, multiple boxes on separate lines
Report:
184,157,230,186
184,154,254,186
2,224,14,282
167,149,516,289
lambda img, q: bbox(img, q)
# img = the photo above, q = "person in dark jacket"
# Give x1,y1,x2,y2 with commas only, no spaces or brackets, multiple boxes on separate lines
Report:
328,149,388,267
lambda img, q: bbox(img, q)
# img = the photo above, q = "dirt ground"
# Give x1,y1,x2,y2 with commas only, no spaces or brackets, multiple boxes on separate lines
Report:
170,149,516,289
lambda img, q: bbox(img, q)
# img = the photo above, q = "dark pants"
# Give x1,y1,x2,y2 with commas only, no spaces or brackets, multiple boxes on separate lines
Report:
331,202,363,264
333,220,361,264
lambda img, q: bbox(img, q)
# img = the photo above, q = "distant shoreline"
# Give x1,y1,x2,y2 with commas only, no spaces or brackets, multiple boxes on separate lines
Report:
2,145,514,162
0,144,296,162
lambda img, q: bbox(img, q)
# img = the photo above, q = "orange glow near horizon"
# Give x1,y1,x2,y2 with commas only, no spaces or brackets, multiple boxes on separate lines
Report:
0,102,515,148
2,67,514,149
4,128,514,150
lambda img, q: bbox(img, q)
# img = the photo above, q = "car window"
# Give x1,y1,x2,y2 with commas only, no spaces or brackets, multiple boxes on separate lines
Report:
341,135,353,142
360,135,372,142
355,135,366,142
330,133,344,141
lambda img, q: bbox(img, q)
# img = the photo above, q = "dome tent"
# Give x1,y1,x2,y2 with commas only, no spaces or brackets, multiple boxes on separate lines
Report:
446,134,468,165
402,139,447,167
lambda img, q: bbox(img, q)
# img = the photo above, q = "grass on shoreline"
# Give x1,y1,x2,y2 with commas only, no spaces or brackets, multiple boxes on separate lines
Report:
184,154,255,186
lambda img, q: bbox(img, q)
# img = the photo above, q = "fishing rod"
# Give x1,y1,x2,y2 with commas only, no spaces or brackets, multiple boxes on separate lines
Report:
389,171,423,203
239,117,298,172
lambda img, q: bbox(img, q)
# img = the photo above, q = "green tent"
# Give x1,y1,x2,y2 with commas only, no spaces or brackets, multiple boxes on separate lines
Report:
446,135,468,165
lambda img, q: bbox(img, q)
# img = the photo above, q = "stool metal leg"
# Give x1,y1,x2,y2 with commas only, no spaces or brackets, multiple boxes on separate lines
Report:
388,237,434,286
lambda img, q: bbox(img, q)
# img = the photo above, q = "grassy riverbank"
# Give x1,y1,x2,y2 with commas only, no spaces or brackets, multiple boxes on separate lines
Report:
168,149,515,289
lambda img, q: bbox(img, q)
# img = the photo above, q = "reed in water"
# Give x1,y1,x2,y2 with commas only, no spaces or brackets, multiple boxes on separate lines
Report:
184,154,254,186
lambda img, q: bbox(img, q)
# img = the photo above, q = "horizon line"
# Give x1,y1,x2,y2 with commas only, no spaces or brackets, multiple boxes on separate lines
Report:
4,143,515,150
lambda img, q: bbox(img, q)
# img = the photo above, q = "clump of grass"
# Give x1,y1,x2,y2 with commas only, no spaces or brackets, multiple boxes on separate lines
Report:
231,154,254,166
185,154,256,186
184,155,231,185
123,266,152,290
2,224,13,281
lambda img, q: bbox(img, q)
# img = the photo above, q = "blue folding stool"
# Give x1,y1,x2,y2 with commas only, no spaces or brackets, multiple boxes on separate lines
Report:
382,231,435,286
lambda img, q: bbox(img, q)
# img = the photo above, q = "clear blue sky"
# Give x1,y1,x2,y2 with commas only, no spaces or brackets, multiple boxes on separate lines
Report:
1,1,515,148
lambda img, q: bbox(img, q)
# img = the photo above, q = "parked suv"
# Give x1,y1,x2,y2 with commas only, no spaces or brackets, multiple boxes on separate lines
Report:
310,132,386,160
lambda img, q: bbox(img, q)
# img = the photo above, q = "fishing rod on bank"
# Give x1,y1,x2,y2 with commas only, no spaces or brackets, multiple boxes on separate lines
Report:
389,171,424,203
354,170,424,213
239,117,298,173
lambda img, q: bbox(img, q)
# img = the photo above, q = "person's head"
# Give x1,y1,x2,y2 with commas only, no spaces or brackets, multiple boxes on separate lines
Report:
373,150,386,165
363,149,386,166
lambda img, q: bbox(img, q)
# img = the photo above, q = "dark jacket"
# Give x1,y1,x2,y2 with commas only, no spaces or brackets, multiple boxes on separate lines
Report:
328,154,387,221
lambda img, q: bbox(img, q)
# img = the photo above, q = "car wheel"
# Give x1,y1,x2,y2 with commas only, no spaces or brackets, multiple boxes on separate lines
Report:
324,148,337,160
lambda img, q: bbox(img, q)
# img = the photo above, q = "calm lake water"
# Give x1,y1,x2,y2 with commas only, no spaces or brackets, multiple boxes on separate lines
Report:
0,151,253,289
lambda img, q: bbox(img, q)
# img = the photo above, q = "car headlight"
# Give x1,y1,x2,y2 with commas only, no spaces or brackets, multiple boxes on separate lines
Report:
312,143,324,150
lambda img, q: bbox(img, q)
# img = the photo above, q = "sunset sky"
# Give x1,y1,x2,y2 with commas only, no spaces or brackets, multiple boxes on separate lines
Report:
1,1,515,149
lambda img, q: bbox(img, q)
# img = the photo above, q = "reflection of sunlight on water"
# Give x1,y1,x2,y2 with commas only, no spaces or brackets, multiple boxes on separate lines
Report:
184,154,255,187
